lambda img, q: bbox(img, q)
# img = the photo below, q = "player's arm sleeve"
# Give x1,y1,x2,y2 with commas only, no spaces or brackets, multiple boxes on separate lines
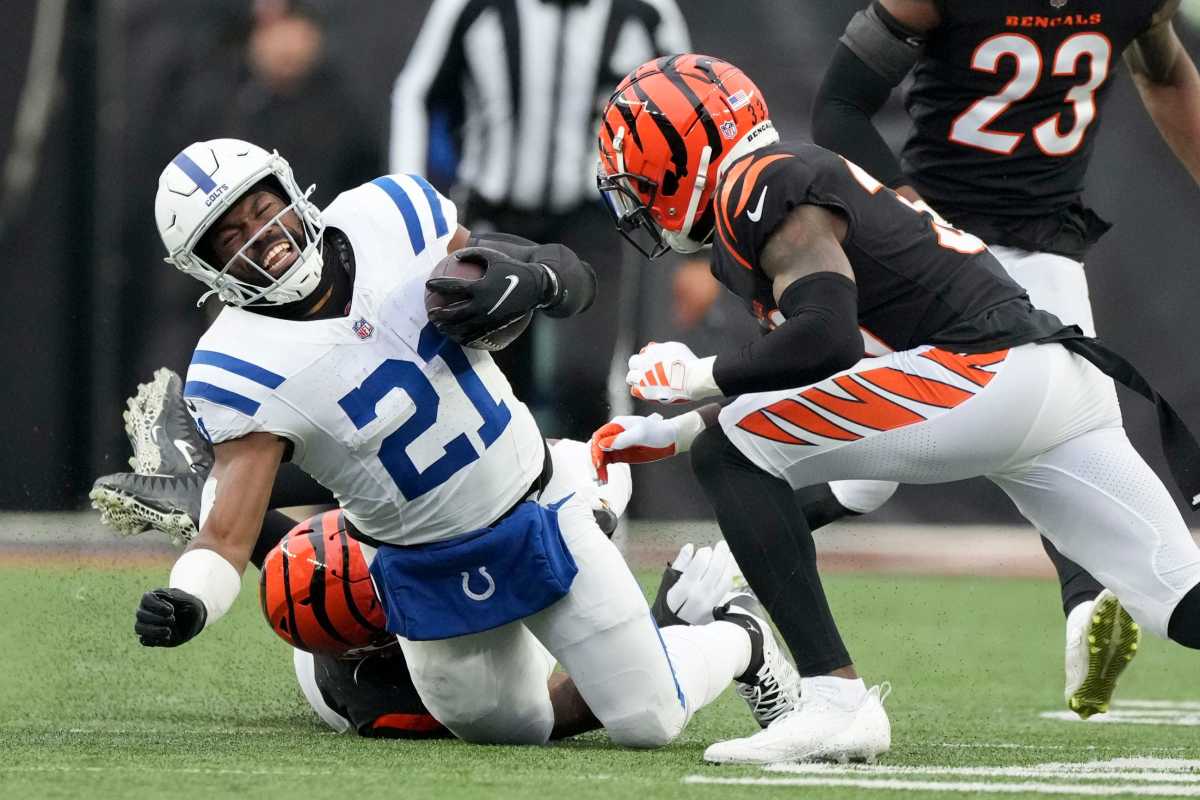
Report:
467,231,597,318
389,0,472,187
811,2,925,189
712,272,861,396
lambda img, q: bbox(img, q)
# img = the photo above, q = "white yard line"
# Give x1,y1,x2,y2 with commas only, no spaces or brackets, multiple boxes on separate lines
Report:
682,775,1200,797
762,760,1200,784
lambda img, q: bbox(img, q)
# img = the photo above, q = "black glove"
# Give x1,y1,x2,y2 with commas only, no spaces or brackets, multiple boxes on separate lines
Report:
425,247,553,344
135,587,207,647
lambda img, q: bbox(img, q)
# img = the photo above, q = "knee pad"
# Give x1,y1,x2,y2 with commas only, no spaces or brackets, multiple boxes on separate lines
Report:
1168,581,1200,649
828,479,898,515
604,703,686,749
436,696,553,745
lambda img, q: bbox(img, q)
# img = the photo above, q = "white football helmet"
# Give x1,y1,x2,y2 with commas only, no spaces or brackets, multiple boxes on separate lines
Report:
155,138,325,306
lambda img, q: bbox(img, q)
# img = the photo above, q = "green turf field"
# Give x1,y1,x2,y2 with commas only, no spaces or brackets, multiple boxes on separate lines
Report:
2,560,1197,799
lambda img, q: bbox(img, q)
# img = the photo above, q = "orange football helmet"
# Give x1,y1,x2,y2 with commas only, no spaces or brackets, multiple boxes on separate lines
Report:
597,54,775,258
259,510,391,655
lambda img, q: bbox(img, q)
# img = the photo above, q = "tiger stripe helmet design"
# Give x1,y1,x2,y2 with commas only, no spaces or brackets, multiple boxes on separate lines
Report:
597,54,776,258
259,510,391,656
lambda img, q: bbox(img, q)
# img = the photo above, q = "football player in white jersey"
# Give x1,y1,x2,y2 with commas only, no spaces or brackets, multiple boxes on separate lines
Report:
134,138,800,748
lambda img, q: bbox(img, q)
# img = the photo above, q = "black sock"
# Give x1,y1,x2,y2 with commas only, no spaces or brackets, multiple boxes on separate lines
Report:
1168,581,1200,649
1041,536,1103,617
691,426,852,675
794,483,858,531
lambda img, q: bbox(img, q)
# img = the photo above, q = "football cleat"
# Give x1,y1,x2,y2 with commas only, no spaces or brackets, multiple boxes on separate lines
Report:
123,368,213,476
715,591,800,729
89,470,203,544
1064,589,1140,719
703,678,891,765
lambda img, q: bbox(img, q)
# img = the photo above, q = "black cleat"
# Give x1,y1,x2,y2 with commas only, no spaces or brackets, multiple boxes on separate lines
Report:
123,368,213,476
90,471,204,544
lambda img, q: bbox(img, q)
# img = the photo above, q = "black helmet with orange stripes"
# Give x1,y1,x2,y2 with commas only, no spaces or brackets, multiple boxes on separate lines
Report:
597,54,774,258
259,510,392,656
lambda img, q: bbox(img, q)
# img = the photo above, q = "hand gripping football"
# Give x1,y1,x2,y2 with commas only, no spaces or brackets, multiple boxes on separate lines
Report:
424,251,534,351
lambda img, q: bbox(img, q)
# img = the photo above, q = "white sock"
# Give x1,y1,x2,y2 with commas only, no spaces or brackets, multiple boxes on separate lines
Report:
659,620,751,716
801,675,868,708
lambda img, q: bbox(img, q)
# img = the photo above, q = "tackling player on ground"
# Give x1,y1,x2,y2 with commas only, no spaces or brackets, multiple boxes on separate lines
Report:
592,54,1200,764
94,371,745,741
809,0,1200,720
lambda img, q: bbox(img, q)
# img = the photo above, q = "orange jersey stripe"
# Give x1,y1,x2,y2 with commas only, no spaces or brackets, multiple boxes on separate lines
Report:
762,398,860,441
733,154,791,218
715,202,755,270
856,367,975,409
918,349,1009,387
736,411,810,445
718,157,755,243
801,375,925,431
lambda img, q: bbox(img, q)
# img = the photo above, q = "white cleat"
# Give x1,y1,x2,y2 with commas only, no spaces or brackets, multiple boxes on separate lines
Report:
703,678,891,765
1064,589,1140,719
715,594,800,729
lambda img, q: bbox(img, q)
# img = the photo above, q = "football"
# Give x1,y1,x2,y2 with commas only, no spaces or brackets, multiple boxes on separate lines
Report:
425,252,533,351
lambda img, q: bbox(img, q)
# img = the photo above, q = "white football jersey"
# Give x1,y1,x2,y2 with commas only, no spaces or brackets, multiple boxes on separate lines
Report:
184,174,544,545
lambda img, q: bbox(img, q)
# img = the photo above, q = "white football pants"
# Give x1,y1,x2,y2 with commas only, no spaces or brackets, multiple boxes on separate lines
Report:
721,342,1200,637
395,440,750,746
829,244,1101,516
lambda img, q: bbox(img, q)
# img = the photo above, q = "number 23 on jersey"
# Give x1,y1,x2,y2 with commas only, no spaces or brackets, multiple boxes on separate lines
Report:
950,32,1111,157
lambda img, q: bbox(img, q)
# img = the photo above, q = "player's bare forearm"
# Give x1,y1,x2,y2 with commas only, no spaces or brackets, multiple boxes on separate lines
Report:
189,432,286,573
1128,16,1200,186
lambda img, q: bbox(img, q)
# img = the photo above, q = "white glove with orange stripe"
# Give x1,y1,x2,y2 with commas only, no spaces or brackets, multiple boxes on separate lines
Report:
626,341,720,404
590,411,707,482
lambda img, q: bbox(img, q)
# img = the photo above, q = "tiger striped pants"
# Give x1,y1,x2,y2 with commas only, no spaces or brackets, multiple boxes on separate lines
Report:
720,342,1200,637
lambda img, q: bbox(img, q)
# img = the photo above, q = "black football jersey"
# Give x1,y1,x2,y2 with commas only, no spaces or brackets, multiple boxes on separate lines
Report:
312,648,450,739
709,141,1069,354
901,1,1164,229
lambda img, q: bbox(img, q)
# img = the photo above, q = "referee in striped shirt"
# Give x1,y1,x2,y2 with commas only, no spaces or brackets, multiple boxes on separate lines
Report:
390,0,691,438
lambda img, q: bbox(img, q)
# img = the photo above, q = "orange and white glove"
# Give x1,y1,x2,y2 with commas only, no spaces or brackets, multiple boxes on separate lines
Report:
590,411,707,482
626,341,720,404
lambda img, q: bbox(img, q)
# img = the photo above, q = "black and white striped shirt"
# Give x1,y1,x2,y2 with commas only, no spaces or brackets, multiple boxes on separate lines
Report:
390,0,690,215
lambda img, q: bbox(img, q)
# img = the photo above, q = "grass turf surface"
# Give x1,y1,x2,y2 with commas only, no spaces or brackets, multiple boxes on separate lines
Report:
2,559,1197,799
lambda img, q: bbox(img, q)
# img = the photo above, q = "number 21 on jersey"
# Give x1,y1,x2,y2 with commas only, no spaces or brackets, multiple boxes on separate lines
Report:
337,323,511,501
950,32,1111,157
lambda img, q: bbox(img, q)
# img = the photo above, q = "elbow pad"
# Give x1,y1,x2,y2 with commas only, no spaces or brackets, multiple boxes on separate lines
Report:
841,2,925,85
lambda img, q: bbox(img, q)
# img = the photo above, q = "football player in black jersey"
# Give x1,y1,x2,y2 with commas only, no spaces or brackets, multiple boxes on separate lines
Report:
811,0,1200,719
592,54,1200,765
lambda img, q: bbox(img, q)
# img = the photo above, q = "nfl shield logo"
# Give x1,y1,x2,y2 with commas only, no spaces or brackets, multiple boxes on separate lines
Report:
352,318,374,340
720,120,738,140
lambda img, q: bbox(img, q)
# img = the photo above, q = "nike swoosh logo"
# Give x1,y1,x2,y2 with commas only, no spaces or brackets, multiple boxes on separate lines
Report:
747,186,768,222
487,275,520,315
174,439,199,467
